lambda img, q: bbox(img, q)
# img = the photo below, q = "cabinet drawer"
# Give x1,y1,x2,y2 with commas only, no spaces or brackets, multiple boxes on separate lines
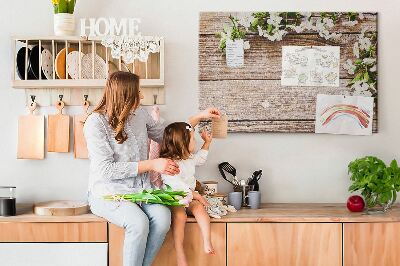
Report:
0,222,107,242
0,243,107,266
227,223,342,266
108,222,226,266
344,223,400,266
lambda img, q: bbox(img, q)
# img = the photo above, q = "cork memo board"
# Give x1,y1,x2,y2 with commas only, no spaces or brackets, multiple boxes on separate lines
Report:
199,12,378,133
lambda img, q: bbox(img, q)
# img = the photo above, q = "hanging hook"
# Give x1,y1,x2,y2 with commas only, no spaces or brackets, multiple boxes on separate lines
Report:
59,95,64,101
30,95,36,103
84,94,88,102
153,94,158,105
30,95,36,106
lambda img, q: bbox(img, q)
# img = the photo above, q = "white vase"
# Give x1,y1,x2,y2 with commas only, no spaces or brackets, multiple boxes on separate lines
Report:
54,13,75,36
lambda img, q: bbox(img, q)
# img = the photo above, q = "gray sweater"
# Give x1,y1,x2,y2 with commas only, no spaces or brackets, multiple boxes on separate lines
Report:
83,107,165,197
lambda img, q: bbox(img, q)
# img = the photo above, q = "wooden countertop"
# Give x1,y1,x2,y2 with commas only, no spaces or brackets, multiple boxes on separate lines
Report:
0,205,106,223
2,203,400,223
198,203,400,223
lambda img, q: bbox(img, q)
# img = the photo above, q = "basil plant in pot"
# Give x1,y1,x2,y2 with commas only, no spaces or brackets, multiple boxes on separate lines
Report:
348,156,400,213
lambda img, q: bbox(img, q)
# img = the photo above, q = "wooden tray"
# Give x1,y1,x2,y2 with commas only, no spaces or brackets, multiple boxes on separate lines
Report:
34,201,89,216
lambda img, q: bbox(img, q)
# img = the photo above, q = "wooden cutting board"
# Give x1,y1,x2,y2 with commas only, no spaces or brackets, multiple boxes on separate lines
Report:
34,201,89,216
74,100,90,159
48,100,70,153
17,102,45,159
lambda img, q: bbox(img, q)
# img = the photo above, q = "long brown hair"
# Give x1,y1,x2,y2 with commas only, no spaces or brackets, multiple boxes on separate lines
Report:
160,122,192,160
93,71,141,144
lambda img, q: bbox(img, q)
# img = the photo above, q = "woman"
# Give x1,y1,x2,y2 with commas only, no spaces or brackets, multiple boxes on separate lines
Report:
84,71,220,266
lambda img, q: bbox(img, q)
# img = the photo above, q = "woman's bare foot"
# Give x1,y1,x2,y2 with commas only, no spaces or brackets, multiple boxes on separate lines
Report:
204,241,215,255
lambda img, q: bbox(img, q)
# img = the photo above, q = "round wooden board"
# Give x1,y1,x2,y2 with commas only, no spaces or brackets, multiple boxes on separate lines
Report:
55,48,77,79
34,201,89,216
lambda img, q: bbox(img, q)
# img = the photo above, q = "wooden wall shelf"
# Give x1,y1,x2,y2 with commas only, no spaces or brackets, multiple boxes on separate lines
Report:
12,79,164,89
12,36,165,106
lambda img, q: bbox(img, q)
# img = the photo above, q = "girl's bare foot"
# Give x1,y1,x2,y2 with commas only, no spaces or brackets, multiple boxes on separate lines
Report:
176,249,189,266
204,241,215,255
175,248,188,266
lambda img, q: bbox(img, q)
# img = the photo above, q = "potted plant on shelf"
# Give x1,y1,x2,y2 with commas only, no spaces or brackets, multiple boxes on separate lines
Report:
348,156,400,213
52,0,77,36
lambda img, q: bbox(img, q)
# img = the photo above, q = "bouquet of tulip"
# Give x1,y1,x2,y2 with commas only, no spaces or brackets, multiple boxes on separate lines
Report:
52,0,76,14
104,185,192,206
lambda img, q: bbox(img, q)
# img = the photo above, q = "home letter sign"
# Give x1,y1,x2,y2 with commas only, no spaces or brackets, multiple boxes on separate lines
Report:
80,18,141,37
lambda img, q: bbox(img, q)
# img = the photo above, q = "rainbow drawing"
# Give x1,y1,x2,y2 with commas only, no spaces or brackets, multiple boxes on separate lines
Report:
320,104,371,128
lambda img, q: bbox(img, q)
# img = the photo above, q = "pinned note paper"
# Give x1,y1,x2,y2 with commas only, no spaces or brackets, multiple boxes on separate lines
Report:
226,39,244,68
281,46,340,87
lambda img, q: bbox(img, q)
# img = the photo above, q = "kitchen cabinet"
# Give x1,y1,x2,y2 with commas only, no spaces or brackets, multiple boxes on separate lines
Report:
0,243,107,266
344,223,400,266
0,222,106,242
3,204,400,266
0,209,108,266
108,222,227,266
227,223,342,266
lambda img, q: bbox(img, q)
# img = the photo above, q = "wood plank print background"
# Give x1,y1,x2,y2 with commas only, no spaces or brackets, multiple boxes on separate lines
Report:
198,12,378,133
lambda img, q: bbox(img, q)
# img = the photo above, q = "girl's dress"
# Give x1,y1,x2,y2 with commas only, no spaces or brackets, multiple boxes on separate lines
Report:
161,149,208,204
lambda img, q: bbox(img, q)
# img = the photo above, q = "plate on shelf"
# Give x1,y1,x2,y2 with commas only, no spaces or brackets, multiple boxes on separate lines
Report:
41,49,53,80
16,47,35,80
81,53,107,79
108,60,130,75
28,45,46,80
55,47,77,79
66,51,85,79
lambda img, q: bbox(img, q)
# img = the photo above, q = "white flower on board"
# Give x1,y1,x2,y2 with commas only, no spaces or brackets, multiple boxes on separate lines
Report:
342,20,358,26
261,100,271,109
257,25,264,36
359,36,372,51
369,64,377,72
353,42,360,58
243,40,250,50
351,81,372,97
300,12,312,19
287,24,304,33
363,58,376,65
300,18,315,30
343,59,357,75
267,12,283,26
322,17,334,28
237,14,253,29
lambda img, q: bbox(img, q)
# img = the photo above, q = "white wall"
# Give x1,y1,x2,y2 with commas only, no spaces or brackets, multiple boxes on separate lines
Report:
0,0,399,204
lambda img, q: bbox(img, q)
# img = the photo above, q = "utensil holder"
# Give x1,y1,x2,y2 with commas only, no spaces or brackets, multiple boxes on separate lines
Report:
234,184,254,207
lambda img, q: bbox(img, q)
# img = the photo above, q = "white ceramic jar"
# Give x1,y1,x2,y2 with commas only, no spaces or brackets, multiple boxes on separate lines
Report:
54,13,75,36
203,181,218,195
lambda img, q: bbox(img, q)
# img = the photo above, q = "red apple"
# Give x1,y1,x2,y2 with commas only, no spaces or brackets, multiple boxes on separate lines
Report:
347,195,365,212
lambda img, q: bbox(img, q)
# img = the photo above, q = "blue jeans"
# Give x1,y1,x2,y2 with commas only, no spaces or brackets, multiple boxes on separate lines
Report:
88,194,171,266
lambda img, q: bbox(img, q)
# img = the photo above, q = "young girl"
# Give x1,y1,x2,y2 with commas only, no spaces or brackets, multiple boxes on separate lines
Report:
160,122,214,266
